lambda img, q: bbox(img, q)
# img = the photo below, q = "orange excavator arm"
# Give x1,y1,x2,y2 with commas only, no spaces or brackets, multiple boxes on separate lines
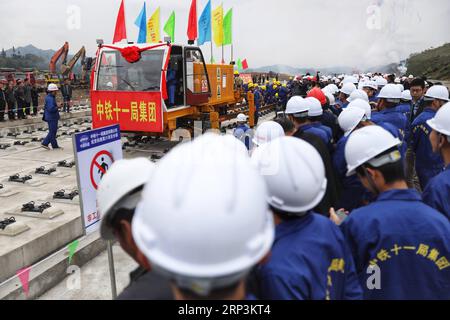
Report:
61,46,86,77
49,42,69,74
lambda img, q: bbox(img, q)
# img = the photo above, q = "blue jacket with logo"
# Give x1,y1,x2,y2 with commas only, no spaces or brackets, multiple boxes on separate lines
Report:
256,213,363,300
422,165,450,221
340,189,450,300
412,108,445,189
44,93,60,122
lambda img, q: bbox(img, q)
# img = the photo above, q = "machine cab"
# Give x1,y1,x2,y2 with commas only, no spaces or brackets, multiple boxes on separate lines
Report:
91,43,211,134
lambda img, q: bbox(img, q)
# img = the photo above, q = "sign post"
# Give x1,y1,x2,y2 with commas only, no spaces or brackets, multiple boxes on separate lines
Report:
73,124,123,299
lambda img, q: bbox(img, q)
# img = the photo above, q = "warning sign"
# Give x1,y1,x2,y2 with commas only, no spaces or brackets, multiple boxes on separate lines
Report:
73,125,123,234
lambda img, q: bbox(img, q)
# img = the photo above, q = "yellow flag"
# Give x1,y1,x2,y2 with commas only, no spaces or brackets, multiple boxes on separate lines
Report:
147,7,160,43
212,4,223,47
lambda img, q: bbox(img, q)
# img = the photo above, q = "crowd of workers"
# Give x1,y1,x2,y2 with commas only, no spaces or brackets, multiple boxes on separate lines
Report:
0,78,73,122
96,71,450,300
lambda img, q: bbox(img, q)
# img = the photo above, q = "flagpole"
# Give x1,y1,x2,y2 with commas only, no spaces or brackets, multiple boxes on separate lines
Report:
211,42,213,64
231,44,233,64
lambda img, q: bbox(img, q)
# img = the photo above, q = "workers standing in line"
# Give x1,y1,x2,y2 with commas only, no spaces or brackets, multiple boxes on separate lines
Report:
131,134,274,300
411,85,449,189
0,81,6,122
335,125,450,300
251,137,362,300
61,78,73,113
41,84,61,150
422,102,450,220
97,158,173,300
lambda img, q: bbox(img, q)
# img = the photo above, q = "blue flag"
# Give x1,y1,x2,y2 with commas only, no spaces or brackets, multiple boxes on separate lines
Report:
134,3,147,44
198,0,211,45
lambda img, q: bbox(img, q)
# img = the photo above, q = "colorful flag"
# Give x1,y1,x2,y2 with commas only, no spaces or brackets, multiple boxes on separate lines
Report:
242,59,249,70
187,0,198,42
134,2,147,44
113,0,127,44
198,0,211,45
147,7,161,43
223,8,232,46
237,58,243,71
212,4,224,47
164,11,176,42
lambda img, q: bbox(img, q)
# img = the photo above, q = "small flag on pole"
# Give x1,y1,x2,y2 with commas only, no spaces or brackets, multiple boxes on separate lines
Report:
212,4,224,47
187,0,198,42
147,7,161,43
223,8,233,46
113,0,127,44
134,2,147,44
237,58,243,71
242,59,249,70
164,11,176,42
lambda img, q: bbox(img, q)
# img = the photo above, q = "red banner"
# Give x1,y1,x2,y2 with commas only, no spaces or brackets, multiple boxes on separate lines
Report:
91,91,164,133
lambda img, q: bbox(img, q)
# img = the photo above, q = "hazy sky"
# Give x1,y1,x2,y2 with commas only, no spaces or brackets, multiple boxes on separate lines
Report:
0,0,449,69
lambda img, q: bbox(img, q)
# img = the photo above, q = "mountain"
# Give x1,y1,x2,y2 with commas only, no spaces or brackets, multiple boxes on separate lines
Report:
4,44,56,61
406,43,450,80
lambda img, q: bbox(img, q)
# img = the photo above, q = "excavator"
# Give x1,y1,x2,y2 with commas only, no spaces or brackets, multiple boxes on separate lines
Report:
46,42,69,86
61,46,90,87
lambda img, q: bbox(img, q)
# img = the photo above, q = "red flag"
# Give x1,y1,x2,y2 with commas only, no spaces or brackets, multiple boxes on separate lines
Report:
187,0,198,41
242,59,249,70
113,0,127,44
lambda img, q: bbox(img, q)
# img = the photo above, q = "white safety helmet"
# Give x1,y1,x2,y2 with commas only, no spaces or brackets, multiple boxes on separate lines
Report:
324,84,339,95
286,96,309,116
324,91,336,106
345,125,402,176
236,113,247,122
340,83,357,96
47,83,59,92
98,158,155,240
347,89,369,103
343,76,358,85
106,82,114,89
338,107,366,137
394,78,401,84
363,80,378,91
306,97,323,117
376,77,388,88
408,75,414,79
427,102,450,138
348,98,372,120
253,121,285,146
251,136,327,214
132,134,274,296
396,84,405,92
377,84,403,101
424,85,449,102
401,90,412,101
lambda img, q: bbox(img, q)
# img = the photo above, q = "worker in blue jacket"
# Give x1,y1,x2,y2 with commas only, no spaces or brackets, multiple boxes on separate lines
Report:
335,125,450,300
41,84,61,150
422,102,450,220
411,85,449,189
278,84,289,110
252,137,363,300
253,85,262,126
233,113,251,150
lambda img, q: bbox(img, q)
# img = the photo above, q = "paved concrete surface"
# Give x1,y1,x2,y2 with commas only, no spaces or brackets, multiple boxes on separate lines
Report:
38,243,138,300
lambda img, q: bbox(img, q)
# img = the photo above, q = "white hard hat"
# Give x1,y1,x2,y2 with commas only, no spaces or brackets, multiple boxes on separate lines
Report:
340,83,357,96
362,80,378,91
132,134,274,295
343,76,358,85
396,84,404,92
338,107,366,137
376,77,388,88
377,84,403,100
345,125,402,176
348,98,372,120
394,78,401,84
324,91,336,106
98,158,155,240
106,81,113,88
424,85,449,102
236,113,247,122
253,121,285,146
427,102,450,137
408,74,414,79
286,96,309,116
47,83,58,92
347,89,369,103
401,90,412,101
251,136,327,214
325,84,339,95
306,97,323,117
